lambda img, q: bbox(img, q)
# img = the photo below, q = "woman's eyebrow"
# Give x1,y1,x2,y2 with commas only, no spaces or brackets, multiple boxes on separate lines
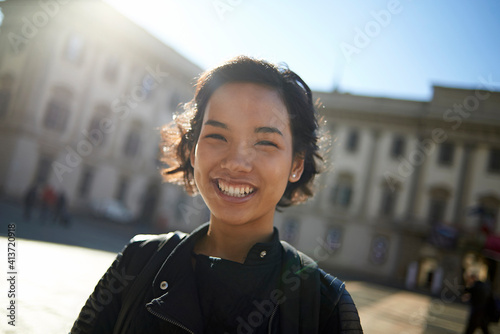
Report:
204,120,228,129
255,126,283,136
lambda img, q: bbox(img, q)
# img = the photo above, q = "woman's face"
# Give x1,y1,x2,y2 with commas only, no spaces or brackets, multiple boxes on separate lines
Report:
191,82,304,228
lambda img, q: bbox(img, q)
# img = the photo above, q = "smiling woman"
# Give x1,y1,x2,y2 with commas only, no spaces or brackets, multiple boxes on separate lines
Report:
71,56,363,334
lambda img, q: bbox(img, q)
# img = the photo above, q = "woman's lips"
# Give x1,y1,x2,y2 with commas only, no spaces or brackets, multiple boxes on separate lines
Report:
217,179,255,197
212,179,257,201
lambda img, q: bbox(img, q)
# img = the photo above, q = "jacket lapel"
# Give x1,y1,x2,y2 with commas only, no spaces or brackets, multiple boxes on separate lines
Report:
147,223,210,334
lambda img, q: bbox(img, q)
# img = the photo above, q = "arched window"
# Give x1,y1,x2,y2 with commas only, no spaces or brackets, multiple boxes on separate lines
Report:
379,181,400,218
346,128,359,153
123,121,143,158
437,142,455,166
331,173,354,209
0,73,14,118
390,134,406,158
87,104,112,148
477,194,500,234
43,87,72,132
427,186,451,225
488,148,500,174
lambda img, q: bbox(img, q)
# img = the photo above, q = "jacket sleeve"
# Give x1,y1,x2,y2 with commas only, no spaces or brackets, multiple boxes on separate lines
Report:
319,273,363,333
70,235,161,334
330,289,363,333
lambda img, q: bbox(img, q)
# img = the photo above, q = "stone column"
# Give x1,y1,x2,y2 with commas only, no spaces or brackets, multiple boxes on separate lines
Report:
359,129,380,221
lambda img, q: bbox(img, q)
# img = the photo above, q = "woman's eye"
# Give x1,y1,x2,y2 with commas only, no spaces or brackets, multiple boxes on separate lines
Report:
205,134,226,141
257,140,278,148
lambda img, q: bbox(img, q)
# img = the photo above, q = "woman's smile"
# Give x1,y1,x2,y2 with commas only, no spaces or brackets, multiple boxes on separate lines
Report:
215,179,256,198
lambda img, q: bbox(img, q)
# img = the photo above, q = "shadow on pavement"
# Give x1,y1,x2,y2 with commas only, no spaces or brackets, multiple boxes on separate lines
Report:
0,199,158,253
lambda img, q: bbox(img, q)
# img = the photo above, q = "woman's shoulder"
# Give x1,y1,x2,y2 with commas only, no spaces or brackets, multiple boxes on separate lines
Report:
128,231,188,248
280,242,363,332
118,231,188,272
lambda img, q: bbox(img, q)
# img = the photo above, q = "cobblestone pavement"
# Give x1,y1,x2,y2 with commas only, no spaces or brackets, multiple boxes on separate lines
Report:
0,200,499,334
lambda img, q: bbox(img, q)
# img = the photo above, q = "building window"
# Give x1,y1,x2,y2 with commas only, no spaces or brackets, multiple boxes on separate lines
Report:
78,167,94,198
331,173,354,209
0,73,14,118
488,148,500,173
428,199,447,225
103,57,119,83
369,235,389,265
427,187,450,225
64,33,85,64
390,134,405,158
325,227,342,253
379,185,397,217
475,195,500,234
346,129,359,153
123,123,142,158
437,142,454,166
87,105,112,148
43,87,72,132
116,176,128,203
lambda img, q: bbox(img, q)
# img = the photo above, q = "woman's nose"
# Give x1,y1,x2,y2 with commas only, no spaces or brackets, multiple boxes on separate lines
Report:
220,143,254,173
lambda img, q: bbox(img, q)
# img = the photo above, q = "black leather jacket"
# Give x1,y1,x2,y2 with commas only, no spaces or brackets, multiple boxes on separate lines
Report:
71,223,363,333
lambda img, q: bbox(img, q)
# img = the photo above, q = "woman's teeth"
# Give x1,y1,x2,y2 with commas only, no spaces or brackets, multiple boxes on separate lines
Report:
217,180,255,197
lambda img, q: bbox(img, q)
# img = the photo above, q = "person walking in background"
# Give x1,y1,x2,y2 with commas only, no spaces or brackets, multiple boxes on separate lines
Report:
23,183,39,221
463,273,492,334
72,56,363,333
39,184,56,223
54,191,70,226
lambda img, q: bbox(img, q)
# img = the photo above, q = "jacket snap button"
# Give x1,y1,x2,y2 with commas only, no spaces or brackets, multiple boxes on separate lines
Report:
160,281,168,290
260,250,267,258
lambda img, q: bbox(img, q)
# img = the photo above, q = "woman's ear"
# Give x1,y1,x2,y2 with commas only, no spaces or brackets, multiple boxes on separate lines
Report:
289,156,305,183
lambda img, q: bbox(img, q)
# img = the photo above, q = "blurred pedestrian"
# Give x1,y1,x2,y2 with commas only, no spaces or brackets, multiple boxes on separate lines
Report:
39,184,56,223
72,56,363,333
463,273,492,334
54,191,70,226
23,183,39,221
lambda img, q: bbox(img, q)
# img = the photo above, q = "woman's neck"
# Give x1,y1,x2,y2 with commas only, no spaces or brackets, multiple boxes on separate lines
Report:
194,218,274,263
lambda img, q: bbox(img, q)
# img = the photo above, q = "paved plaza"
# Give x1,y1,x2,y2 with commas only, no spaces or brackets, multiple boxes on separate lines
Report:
0,200,499,333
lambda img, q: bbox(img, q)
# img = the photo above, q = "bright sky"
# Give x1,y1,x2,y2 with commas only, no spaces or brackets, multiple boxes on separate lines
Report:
103,0,500,101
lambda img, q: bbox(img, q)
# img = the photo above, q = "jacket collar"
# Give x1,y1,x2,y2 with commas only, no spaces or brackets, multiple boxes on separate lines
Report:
147,223,209,334
146,223,320,334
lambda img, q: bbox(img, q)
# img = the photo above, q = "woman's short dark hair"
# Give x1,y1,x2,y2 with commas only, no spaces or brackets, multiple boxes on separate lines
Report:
161,55,324,207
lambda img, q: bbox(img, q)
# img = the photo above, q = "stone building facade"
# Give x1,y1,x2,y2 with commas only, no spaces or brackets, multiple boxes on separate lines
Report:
0,0,203,226
276,86,500,293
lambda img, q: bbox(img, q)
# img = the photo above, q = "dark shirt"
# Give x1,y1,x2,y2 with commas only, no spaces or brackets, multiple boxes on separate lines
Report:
193,230,282,334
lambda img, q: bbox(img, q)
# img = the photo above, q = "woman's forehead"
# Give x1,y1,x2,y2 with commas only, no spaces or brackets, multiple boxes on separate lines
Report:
203,82,290,129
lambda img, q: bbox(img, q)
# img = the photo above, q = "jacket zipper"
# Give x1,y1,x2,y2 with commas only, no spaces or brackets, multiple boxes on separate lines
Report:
147,306,194,334
267,304,279,334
